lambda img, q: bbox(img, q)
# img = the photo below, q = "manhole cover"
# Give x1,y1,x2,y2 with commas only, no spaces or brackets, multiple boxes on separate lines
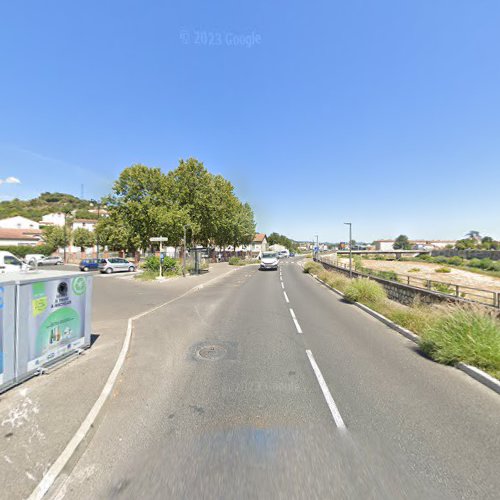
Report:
197,345,227,360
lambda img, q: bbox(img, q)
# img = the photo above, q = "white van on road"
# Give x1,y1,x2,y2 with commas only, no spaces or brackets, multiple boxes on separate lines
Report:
0,251,30,273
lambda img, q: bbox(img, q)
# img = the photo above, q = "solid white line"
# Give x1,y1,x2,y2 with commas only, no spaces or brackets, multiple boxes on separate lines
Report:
28,268,239,500
281,282,285,289
306,350,346,430
289,308,296,319
283,291,290,303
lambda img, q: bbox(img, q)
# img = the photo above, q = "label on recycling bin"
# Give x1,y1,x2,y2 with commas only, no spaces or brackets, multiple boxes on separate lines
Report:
27,277,88,371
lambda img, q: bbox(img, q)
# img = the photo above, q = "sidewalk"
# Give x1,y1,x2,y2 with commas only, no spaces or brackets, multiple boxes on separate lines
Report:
0,262,238,500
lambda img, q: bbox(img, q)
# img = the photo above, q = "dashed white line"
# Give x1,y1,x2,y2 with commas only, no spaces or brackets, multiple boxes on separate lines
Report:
306,350,346,430
283,291,290,303
281,282,285,289
289,308,303,333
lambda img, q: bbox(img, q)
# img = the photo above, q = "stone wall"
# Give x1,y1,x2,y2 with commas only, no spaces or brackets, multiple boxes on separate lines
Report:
318,260,466,307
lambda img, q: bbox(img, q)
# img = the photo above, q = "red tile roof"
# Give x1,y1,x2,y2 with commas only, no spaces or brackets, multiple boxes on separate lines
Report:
253,233,267,242
0,228,42,241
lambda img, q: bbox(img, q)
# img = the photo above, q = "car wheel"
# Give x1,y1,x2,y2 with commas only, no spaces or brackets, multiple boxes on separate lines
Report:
105,267,113,274
128,266,135,272
83,266,89,272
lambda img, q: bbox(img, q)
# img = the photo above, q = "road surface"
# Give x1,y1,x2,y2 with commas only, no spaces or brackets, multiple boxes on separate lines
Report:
49,259,500,499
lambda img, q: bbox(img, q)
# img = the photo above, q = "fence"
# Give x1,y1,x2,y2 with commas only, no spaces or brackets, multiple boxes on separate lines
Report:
319,257,500,309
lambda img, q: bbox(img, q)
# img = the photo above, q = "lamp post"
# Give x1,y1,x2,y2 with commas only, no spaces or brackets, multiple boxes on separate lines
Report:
63,209,72,264
90,199,103,260
344,222,352,278
183,224,191,277
314,235,318,260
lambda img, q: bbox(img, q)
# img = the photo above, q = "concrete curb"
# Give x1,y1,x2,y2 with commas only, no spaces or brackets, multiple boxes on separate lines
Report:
308,271,500,396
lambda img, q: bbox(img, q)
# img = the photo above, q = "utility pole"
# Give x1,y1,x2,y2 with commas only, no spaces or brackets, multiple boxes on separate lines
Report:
344,222,352,278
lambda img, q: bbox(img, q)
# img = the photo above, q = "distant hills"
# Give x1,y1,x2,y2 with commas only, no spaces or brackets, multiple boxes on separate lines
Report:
0,192,98,221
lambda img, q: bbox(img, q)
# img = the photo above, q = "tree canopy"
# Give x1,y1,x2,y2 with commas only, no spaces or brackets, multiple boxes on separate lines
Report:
393,234,411,250
96,158,256,252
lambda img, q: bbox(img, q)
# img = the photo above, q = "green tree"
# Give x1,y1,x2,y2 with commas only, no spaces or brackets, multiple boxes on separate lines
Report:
107,164,189,251
73,228,95,251
455,238,477,250
42,226,69,252
393,234,411,250
95,216,132,251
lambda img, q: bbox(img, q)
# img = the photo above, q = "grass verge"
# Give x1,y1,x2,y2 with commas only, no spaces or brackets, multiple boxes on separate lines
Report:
305,260,500,380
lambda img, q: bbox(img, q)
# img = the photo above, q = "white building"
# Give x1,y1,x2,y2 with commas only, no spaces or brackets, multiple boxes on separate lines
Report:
72,219,96,232
40,212,66,227
0,228,43,246
0,216,40,230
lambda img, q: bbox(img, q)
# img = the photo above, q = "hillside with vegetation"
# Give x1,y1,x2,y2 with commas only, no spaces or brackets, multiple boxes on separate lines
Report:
0,192,97,221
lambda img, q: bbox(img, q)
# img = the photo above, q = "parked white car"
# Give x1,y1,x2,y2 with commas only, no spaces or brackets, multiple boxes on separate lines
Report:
25,253,45,266
0,251,30,273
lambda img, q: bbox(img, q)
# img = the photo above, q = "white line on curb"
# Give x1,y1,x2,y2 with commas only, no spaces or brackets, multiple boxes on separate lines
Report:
283,291,290,303
28,268,239,500
306,350,346,430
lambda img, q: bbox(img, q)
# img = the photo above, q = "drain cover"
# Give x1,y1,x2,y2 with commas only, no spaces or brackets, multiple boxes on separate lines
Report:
198,345,227,360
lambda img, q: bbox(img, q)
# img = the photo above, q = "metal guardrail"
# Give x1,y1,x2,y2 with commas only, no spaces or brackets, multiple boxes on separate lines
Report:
319,257,500,309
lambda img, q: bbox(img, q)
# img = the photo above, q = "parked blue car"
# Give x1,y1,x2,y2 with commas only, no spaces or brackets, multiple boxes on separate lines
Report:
79,258,100,272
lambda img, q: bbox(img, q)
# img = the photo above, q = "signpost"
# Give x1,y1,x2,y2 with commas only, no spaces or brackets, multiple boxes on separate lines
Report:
150,237,168,279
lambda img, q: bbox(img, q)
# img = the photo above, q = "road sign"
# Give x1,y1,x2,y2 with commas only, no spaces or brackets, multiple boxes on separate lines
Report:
150,237,168,242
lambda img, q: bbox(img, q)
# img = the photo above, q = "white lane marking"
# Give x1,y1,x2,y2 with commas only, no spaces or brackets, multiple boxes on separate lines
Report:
281,282,285,289
283,291,290,303
306,350,346,430
28,268,239,500
289,308,303,333
280,275,283,281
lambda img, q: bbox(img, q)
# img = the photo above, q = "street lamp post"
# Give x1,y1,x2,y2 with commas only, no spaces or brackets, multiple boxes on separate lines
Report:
344,222,352,278
183,224,191,277
63,209,72,264
314,235,318,260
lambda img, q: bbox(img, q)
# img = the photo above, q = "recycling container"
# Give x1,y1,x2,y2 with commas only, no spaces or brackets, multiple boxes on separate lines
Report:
0,275,17,391
13,270,93,381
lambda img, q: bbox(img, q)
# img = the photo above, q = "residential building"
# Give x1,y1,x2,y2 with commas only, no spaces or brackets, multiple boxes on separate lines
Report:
0,228,43,246
0,216,40,230
374,240,395,251
72,219,96,232
40,212,66,227
251,233,268,256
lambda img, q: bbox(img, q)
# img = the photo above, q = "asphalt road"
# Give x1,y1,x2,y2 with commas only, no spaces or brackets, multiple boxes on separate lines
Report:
49,258,500,499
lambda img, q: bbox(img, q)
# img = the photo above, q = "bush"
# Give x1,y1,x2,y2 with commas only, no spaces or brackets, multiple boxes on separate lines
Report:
319,270,350,292
408,267,421,273
229,256,242,266
376,270,399,282
303,261,323,274
417,254,432,261
433,282,453,294
419,309,500,379
382,302,439,336
468,258,482,268
143,255,180,274
344,278,387,306
447,256,463,266
434,256,448,264
435,267,451,273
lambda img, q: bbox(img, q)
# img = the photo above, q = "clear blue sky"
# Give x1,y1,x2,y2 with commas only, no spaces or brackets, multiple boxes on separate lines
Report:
1,0,499,242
